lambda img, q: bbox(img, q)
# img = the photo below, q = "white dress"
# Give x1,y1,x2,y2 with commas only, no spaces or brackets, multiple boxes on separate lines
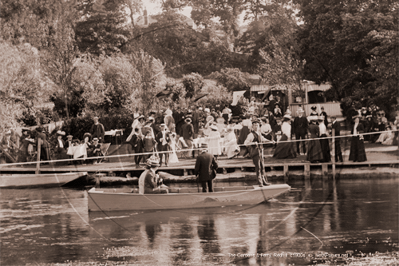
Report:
207,130,222,155
224,131,238,158
168,137,179,163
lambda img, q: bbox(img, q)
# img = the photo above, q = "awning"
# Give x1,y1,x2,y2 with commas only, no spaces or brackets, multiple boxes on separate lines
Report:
305,83,331,92
232,91,246,106
250,85,270,92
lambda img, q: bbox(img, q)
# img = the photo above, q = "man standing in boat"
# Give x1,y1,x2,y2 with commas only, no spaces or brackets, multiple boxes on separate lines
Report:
194,143,218,193
139,156,168,194
244,120,271,187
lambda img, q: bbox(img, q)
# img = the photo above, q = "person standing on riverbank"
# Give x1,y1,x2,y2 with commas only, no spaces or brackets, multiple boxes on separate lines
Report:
293,109,308,155
90,116,105,143
349,115,367,162
331,116,343,162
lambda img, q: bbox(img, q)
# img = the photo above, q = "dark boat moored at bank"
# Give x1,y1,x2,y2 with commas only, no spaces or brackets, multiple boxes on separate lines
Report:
0,172,87,188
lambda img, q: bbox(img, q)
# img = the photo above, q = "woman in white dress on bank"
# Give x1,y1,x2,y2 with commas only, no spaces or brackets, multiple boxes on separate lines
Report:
224,126,239,159
168,132,179,163
207,124,222,158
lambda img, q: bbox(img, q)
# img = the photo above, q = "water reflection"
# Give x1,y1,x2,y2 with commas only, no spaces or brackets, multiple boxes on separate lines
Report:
1,178,398,265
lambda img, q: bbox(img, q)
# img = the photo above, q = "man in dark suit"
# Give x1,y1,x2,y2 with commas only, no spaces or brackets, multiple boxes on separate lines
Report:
331,116,343,162
90,116,105,143
180,117,194,158
293,109,308,155
194,143,218,192
35,127,50,161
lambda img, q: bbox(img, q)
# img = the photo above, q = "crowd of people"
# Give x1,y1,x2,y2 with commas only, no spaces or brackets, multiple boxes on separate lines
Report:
123,100,398,173
0,116,108,164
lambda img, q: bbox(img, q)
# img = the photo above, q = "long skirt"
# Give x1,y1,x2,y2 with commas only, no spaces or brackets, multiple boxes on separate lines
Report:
307,139,323,162
349,136,367,162
319,134,331,162
273,135,297,159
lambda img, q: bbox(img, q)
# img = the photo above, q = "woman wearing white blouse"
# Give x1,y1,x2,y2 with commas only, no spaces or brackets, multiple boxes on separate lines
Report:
273,114,297,159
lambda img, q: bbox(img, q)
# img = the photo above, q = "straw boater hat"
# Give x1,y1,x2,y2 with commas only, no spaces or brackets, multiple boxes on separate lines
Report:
147,155,160,168
210,124,218,131
67,135,73,139
283,114,292,121
185,117,192,123
56,130,65,136
137,115,145,121
93,137,99,142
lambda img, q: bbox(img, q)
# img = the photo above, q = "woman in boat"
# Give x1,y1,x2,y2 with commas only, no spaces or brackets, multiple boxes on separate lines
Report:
139,156,168,194
307,116,324,163
318,116,331,162
349,115,367,162
273,114,297,159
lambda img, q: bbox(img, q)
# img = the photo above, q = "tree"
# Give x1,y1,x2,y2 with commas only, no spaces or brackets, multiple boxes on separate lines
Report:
294,0,398,114
209,68,250,91
126,50,167,114
0,41,52,131
75,0,130,55
182,73,204,98
97,55,141,112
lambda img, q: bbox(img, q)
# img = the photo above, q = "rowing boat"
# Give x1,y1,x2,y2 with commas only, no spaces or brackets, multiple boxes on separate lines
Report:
0,172,88,188
87,184,290,211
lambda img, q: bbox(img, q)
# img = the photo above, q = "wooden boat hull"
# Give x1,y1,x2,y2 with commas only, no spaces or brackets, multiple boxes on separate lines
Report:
0,172,87,188
87,184,290,211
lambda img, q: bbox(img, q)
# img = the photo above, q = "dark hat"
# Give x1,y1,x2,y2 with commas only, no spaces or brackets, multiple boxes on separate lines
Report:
36,126,43,132
252,119,260,124
83,132,92,140
311,106,317,111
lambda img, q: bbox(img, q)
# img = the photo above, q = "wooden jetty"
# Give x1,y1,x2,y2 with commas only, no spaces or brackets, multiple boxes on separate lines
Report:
0,149,398,185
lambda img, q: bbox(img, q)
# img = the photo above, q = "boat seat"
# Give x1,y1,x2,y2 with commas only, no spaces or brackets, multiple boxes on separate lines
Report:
169,187,201,194
214,186,249,192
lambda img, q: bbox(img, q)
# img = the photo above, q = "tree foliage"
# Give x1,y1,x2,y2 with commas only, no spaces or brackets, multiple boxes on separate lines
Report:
75,0,130,55
0,41,52,130
209,68,250,91
294,0,398,113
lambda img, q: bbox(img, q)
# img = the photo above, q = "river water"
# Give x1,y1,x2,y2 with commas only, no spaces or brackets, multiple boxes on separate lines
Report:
1,178,398,265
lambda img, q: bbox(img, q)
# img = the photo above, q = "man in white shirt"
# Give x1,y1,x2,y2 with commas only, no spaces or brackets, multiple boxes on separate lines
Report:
244,120,271,187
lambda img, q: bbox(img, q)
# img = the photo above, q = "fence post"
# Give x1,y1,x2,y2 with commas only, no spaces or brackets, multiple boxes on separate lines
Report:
35,139,42,175
332,128,336,180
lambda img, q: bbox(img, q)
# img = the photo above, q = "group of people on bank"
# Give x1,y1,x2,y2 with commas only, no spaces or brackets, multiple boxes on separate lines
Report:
0,116,107,164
